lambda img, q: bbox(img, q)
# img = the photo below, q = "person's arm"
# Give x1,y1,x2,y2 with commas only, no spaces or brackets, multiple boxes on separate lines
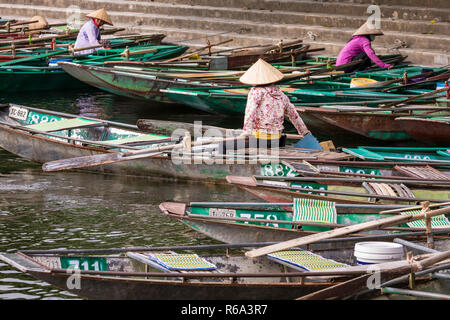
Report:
361,38,391,69
284,96,310,137
243,88,263,134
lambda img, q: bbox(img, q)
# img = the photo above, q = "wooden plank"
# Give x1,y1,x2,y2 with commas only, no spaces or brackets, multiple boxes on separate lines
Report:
25,118,105,132
245,205,450,258
42,135,246,171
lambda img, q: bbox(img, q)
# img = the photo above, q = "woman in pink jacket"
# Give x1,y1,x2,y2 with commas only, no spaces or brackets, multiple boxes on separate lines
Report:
336,22,392,73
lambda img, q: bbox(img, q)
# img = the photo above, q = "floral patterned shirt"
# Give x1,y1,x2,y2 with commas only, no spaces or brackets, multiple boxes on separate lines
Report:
243,85,309,136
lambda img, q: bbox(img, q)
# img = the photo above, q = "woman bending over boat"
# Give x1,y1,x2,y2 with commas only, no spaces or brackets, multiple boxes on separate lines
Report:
74,8,113,55
224,58,313,152
336,21,392,73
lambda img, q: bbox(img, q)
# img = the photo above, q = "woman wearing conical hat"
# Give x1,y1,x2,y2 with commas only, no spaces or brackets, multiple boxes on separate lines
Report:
238,59,311,150
336,21,392,73
74,8,113,55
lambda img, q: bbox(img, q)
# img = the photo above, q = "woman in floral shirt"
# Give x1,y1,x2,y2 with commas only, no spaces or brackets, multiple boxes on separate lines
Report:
239,59,310,149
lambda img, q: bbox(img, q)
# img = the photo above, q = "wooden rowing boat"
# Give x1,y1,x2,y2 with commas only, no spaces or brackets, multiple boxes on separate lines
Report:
1,242,447,300
59,62,221,103
159,201,450,250
0,105,351,182
297,105,450,142
342,146,450,163
161,84,438,115
225,175,450,205
394,116,450,145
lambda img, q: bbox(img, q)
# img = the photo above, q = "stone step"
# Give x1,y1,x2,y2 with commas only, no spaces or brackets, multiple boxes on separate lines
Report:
317,0,450,9
2,11,448,66
7,0,450,27
1,3,448,53
135,0,450,13
123,24,450,67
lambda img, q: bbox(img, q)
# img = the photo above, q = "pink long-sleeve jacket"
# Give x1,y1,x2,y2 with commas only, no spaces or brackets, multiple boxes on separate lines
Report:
336,35,390,69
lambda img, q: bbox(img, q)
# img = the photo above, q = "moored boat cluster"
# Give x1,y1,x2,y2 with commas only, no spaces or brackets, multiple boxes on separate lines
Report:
0,12,449,302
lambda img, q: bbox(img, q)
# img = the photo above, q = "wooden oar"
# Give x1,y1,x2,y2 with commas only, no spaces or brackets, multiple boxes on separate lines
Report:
245,204,450,258
162,38,234,63
381,86,450,108
136,119,305,141
381,72,450,92
42,135,246,172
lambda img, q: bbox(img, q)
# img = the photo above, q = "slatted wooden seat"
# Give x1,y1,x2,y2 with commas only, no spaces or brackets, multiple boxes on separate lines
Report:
293,198,337,224
400,209,450,229
362,182,416,199
394,165,450,181
24,118,106,132
126,252,217,274
267,249,348,272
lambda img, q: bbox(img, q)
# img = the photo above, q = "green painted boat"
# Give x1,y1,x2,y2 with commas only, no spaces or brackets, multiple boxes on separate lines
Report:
342,146,450,162
59,62,231,103
0,43,188,92
159,200,450,246
161,85,438,115
0,104,352,182
225,175,450,205
3,238,435,300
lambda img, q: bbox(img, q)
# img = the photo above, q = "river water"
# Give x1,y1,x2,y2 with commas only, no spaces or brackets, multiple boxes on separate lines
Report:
0,89,446,300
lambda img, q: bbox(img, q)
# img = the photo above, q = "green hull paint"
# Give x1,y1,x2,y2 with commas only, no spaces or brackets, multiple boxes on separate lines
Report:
187,205,413,232
343,146,450,162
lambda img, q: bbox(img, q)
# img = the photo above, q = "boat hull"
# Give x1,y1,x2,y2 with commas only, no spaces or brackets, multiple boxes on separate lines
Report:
0,69,88,92
60,62,213,104
395,118,450,145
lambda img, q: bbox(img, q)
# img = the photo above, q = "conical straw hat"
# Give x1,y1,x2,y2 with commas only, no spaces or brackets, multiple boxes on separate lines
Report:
86,8,113,26
28,16,49,30
353,21,383,36
239,58,284,86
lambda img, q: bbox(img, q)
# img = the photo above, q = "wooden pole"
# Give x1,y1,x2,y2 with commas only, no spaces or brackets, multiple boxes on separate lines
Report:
162,38,234,63
381,86,450,108
422,201,435,249
245,205,450,258
42,135,247,172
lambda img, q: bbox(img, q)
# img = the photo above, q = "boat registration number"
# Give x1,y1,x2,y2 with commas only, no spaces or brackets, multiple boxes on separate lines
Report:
339,166,381,176
209,208,236,218
260,163,298,177
8,106,29,121
60,257,108,271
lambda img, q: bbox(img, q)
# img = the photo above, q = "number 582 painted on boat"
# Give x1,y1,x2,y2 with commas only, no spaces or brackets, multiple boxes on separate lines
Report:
225,304,268,315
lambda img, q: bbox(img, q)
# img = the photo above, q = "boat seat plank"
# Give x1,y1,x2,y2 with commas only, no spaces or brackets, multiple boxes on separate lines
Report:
395,165,450,181
24,118,106,133
103,134,171,146
267,249,348,272
126,252,217,274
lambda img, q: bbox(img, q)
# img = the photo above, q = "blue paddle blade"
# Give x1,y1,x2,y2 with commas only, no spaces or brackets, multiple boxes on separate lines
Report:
293,133,323,150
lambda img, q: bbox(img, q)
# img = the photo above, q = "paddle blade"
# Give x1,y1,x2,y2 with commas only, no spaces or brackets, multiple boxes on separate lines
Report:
42,151,163,172
293,133,322,150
